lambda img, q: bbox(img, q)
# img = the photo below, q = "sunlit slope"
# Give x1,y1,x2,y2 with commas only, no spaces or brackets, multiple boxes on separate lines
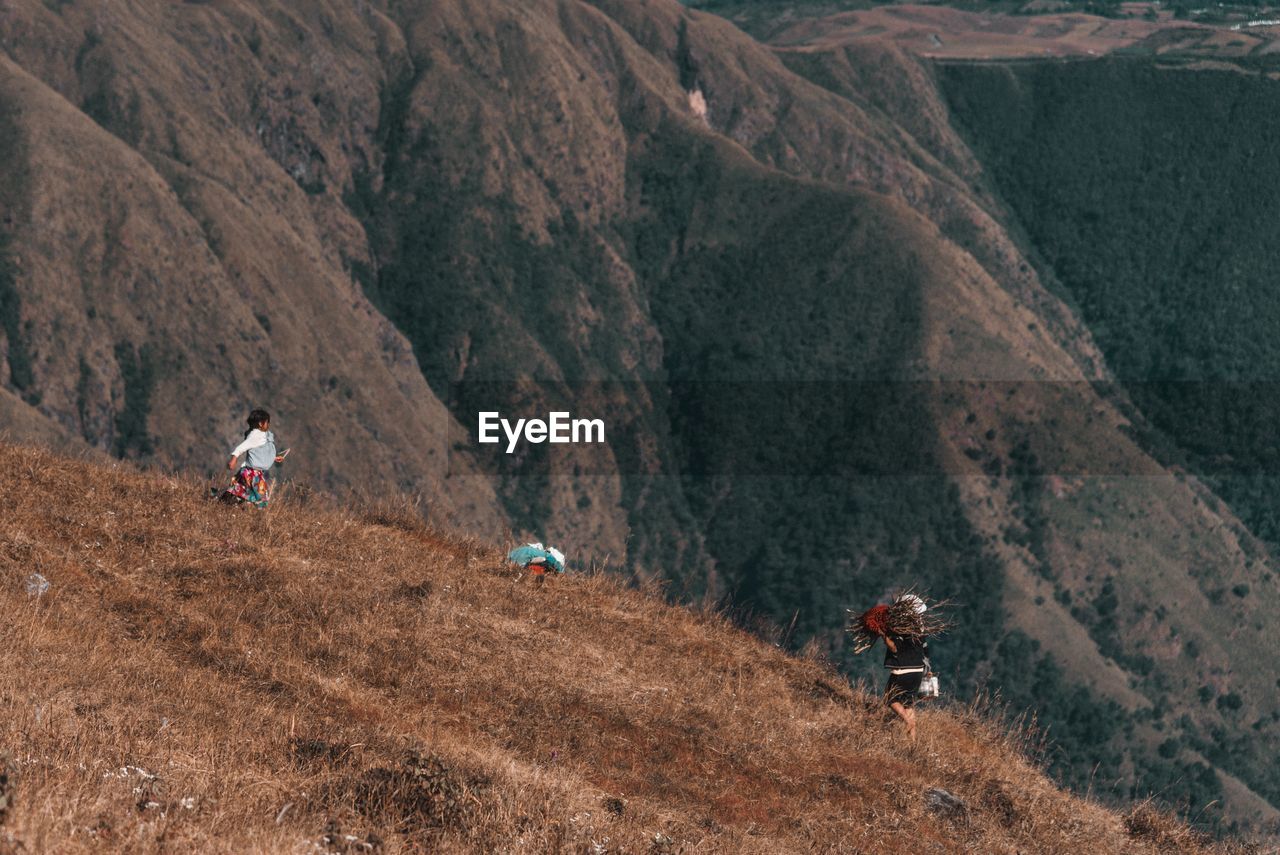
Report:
0,441,1240,854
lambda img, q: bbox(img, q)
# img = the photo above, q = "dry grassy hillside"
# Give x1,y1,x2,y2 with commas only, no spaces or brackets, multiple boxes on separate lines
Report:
0,440,1241,854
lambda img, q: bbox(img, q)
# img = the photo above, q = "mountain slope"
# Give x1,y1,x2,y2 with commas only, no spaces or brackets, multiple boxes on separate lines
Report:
2,0,1279,835
0,440,1242,854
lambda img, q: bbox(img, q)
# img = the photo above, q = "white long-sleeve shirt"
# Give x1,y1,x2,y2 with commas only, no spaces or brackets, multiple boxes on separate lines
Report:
230,429,277,471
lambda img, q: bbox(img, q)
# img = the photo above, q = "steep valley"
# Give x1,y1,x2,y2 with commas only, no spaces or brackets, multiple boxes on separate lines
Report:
1,0,1279,838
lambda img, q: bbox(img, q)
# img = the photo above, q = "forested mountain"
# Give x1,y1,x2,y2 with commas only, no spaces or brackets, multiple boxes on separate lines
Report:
1,0,1278,838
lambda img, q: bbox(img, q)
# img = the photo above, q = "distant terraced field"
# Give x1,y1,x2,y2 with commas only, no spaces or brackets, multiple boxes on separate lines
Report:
761,3,1280,58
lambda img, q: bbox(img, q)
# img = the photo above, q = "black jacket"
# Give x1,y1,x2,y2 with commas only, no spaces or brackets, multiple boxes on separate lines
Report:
884,634,928,670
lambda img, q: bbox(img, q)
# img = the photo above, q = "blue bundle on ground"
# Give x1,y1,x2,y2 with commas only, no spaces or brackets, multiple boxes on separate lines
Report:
507,542,566,573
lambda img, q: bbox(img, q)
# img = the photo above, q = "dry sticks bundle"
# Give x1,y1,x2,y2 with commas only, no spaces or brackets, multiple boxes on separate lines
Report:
847,591,953,654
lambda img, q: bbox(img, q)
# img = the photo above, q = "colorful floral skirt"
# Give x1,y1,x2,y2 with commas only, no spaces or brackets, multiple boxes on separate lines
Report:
221,466,271,509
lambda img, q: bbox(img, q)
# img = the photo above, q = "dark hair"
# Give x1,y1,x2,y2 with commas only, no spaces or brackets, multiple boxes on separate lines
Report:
245,408,270,438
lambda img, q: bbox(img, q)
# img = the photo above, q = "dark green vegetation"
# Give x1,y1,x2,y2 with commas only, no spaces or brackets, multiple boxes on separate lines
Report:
0,94,35,403
0,233,34,400
942,55,1280,824
77,30,144,148
995,454,1229,821
940,58,1280,542
112,342,155,458
991,630,1225,818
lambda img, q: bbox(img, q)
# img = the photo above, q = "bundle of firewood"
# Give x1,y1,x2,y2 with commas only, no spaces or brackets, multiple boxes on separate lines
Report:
847,591,952,654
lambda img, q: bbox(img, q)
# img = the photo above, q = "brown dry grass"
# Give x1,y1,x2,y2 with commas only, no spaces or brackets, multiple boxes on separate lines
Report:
0,442,1244,853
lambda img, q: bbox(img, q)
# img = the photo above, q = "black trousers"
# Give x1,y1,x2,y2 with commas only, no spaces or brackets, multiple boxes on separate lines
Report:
885,670,924,707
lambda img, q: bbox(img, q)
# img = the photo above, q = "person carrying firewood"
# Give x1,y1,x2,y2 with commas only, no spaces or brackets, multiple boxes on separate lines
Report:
849,593,946,738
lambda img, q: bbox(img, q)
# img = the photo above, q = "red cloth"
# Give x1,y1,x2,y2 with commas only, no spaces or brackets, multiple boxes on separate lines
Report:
860,604,890,637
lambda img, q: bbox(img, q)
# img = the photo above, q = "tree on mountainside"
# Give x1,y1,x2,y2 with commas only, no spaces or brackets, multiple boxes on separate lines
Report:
0,233,35,401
